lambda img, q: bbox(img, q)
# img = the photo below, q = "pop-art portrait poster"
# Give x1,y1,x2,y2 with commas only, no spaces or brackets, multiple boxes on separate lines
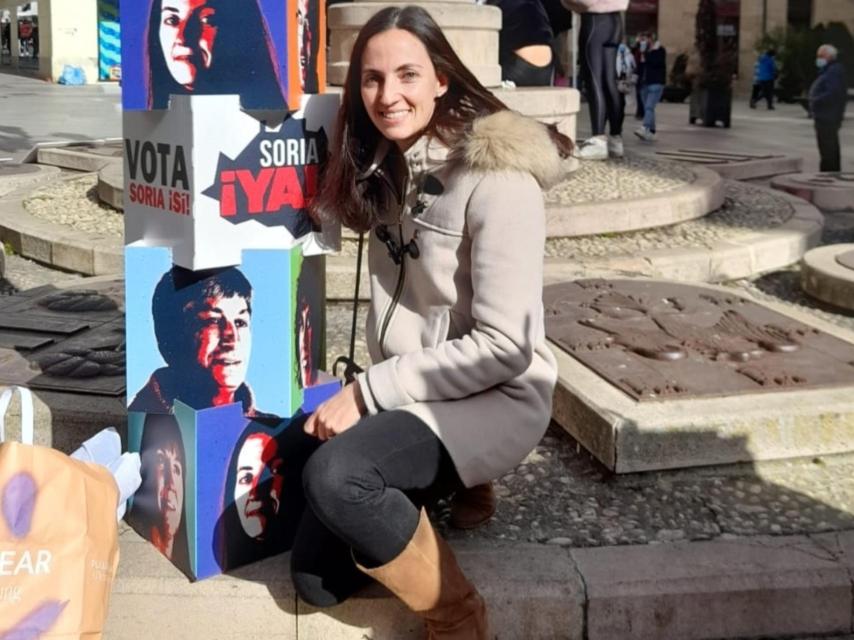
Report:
292,253,325,392
121,0,325,112
125,411,193,577
127,404,320,580
125,245,303,420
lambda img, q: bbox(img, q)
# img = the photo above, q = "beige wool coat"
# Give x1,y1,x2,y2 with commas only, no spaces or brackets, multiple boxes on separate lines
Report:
354,110,570,488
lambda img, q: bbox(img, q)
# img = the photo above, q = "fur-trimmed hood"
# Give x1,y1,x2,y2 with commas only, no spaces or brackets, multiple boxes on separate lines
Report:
458,110,577,189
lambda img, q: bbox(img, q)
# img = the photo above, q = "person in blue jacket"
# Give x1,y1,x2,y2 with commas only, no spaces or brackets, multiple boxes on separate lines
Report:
809,44,848,172
750,49,777,110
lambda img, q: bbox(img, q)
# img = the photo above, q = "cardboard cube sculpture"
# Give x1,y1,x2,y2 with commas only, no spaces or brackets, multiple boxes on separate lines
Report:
126,402,324,581
120,0,326,112
125,244,328,420
123,93,340,270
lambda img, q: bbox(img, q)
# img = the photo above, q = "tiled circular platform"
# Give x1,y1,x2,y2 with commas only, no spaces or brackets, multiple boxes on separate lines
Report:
97,162,123,210
771,172,854,212
801,243,854,311
0,163,60,198
655,148,803,180
543,154,724,237
329,180,823,299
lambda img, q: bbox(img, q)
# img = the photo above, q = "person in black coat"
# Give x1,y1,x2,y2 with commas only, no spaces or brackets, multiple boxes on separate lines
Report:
809,44,848,172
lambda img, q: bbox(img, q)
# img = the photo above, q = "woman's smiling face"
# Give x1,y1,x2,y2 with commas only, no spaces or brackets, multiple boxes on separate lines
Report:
159,0,218,88
359,28,448,151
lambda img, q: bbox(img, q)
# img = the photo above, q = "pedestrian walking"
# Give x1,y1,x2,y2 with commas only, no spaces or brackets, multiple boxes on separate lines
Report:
562,0,630,160
749,49,777,110
291,6,570,638
635,33,666,141
809,44,847,172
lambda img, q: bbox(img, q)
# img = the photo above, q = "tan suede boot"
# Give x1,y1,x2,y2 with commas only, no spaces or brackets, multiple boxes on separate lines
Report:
449,483,496,530
356,509,489,639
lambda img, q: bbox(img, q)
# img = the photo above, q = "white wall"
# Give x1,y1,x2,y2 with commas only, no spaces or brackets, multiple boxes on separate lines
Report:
43,0,99,83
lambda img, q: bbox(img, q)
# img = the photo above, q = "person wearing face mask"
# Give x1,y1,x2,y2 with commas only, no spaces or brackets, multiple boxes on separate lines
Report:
562,0,630,160
809,44,848,172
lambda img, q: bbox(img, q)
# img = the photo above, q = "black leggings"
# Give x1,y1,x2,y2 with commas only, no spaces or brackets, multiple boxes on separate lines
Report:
579,12,624,136
291,411,464,607
501,51,554,87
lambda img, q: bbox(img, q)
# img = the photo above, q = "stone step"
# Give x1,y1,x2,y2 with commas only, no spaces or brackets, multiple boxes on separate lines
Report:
97,162,123,211
34,141,123,173
328,178,820,301
103,524,854,639
801,243,854,311
104,524,581,639
771,172,854,212
654,148,803,180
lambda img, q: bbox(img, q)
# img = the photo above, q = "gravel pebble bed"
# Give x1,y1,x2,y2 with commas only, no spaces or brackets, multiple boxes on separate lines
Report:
544,154,697,206
24,174,124,239
545,180,794,258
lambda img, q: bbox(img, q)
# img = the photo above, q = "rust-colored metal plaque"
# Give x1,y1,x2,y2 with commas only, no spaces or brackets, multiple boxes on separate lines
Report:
836,249,854,272
544,279,854,402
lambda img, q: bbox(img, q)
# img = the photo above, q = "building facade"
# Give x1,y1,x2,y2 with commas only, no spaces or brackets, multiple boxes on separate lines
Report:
0,0,850,87
626,0,854,93
0,0,119,84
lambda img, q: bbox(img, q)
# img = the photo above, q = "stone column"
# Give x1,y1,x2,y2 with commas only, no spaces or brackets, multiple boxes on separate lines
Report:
327,0,502,87
813,0,854,33
656,0,698,60
42,0,99,84
9,4,17,69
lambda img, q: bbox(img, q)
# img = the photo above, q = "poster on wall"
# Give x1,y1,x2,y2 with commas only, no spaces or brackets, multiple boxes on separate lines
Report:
123,92,340,270
125,244,309,419
98,0,121,81
120,0,325,112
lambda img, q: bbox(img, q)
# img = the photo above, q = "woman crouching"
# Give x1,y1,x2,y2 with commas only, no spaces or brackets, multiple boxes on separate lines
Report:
292,6,573,637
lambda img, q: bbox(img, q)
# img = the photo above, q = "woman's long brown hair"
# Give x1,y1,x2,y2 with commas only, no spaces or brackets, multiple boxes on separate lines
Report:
311,6,514,232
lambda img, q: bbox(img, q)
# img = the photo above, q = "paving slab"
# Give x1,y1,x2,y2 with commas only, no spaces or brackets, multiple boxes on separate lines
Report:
801,243,854,311
105,523,299,639
654,148,803,180
298,541,584,639
547,278,854,473
109,524,584,640
572,534,853,640
33,140,124,173
772,172,854,212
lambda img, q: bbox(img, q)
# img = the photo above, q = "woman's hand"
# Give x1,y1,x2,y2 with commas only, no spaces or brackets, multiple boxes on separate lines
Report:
304,381,367,441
